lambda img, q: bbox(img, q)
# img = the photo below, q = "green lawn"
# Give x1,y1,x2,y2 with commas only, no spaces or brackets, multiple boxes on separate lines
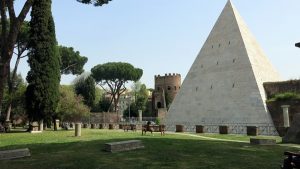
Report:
0,129,299,169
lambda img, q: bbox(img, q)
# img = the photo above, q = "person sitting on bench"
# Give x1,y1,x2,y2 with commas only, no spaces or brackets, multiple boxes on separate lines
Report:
282,151,300,169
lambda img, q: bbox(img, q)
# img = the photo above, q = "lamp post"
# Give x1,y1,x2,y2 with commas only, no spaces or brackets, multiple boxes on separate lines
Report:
296,42,300,48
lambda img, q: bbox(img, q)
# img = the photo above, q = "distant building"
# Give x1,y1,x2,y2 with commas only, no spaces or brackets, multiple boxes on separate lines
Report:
152,73,181,117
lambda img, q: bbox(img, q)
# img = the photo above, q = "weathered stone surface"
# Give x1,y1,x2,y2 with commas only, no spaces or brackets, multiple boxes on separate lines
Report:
0,148,31,160
104,140,144,153
283,113,300,144
165,0,281,134
250,138,276,145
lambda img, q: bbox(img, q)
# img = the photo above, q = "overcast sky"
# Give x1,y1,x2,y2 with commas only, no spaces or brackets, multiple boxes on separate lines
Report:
14,0,300,88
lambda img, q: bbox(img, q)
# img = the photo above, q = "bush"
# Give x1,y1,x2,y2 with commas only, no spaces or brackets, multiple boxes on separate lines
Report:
268,92,300,102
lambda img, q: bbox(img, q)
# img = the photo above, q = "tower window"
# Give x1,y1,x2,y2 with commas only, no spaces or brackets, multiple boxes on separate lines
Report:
212,45,214,48
229,41,231,45
196,87,198,91
219,44,221,48
216,61,219,65
232,83,235,88
167,86,171,90
210,85,213,90
233,59,236,63
174,86,177,90
157,87,160,91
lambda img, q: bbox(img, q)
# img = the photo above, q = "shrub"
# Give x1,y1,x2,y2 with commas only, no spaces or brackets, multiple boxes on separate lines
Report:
268,92,300,102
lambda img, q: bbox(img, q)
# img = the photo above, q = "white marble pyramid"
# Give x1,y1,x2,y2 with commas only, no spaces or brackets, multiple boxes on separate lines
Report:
165,0,281,134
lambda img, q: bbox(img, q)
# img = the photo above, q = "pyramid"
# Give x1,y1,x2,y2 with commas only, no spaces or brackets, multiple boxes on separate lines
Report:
165,0,281,135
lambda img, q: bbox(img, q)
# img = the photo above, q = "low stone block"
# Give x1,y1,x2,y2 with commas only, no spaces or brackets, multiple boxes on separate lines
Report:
247,126,258,136
0,148,31,160
91,124,97,129
196,125,204,133
104,140,144,153
99,124,104,129
176,125,184,132
250,138,276,145
219,126,228,134
109,124,114,130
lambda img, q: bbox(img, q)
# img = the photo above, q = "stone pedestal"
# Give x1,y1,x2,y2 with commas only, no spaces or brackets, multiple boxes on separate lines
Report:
219,126,228,134
196,125,204,133
55,119,60,130
247,126,258,136
75,123,81,137
31,122,39,131
176,125,184,132
38,120,43,131
281,105,290,127
138,110,142,122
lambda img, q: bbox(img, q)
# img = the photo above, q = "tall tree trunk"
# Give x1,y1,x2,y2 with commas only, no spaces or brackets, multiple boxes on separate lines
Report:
5,53,22,122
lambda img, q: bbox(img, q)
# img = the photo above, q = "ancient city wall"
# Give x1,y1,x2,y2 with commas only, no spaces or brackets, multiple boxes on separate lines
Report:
263,80,300,99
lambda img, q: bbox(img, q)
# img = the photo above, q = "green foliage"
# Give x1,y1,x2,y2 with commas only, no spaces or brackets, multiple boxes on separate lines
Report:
57,86,90,122
91,62,143,112
74,74,96,108
123,103,138,117
94,97,111,112
1,74,27,123
155,118,160,125
268,92,300,102
59,46,88,75
26,0,61,122
77,0,112,6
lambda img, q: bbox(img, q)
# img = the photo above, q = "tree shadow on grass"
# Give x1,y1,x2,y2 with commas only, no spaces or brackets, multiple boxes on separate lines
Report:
0,135,297,169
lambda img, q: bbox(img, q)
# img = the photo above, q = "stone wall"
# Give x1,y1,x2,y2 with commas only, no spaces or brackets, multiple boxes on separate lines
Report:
263,80,300,99
88,112,119,123
267,100,300,136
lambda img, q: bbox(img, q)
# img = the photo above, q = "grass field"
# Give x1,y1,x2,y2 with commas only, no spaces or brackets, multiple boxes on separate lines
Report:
0,129,299,169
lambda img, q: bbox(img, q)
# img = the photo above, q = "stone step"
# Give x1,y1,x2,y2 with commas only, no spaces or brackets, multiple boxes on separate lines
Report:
0,148,31,160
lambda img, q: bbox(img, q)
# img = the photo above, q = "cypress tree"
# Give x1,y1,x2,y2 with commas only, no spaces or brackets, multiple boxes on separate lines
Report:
26,0,60,123
74,76,96,108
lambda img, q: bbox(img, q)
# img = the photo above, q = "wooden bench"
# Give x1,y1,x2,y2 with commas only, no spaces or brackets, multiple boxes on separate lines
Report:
0,148,31,160
282,151,300,169
104,140,144,153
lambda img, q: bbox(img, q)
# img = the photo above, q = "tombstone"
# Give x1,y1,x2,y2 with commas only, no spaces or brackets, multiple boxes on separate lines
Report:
283,113,300,144
75,123,81,137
